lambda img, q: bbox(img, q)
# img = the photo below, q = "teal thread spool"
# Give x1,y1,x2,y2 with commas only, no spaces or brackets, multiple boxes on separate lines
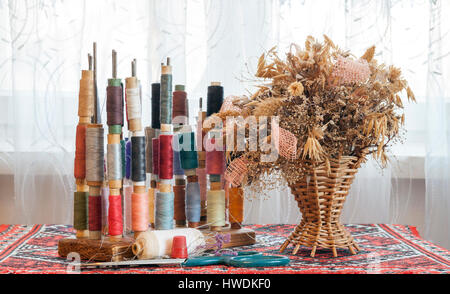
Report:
179,132,198,170
155,192,174,230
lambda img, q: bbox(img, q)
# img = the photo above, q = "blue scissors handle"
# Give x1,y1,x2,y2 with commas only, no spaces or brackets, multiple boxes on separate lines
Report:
182,251,289,268
228,255,290,268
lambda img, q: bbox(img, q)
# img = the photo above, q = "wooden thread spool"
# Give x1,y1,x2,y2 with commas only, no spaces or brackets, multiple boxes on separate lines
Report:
78,70,94,121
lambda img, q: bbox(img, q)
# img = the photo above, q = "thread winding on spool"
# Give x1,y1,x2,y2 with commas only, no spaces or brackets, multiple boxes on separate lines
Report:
74,124,87,179
89,193,102,232
179,132,198,170
197,168,207,202
160,63,173,125
73,191,89,230
106,84,123,126
126,87,142,120
148,187,155,226
173,185,186,225
86,126,104,183
207,190,226,228
155,192,174,230
78,70,94,118
107,144,122,181
159,135,174,180
207,83,224,117
185,181,201,224
108,194,123,236
229,187,244,228
173,85,188,125
173,138,185,176
131,136,146,182
132,192,149,232
151,83,161,129
132,228,205,259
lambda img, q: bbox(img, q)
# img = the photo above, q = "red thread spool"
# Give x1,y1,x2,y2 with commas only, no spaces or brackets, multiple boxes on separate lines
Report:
74,124,86,179
108,194,123,236
159,135,174,180
171,236,188,259
152,138,160,176
89,196,102,231
206,139,225,175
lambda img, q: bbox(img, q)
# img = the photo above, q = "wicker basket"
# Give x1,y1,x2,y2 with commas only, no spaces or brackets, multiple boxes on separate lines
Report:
279,156,365,257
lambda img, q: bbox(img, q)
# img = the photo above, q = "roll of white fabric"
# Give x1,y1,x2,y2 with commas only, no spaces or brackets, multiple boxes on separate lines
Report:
132,228,206,259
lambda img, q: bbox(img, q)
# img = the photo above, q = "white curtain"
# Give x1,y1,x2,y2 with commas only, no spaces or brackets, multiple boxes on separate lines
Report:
0,0,448,249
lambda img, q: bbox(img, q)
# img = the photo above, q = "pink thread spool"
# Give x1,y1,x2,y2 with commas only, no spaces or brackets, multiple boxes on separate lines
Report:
171,236,188,259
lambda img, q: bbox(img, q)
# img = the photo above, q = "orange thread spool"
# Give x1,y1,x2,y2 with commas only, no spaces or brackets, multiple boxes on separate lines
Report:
229,187,244,229
74,124,87,179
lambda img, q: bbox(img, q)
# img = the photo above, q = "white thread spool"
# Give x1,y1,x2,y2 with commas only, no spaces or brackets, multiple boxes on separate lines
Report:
132,228,206,259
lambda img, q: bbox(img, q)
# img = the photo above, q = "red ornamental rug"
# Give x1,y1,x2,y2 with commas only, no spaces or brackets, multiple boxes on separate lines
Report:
0,224,448,274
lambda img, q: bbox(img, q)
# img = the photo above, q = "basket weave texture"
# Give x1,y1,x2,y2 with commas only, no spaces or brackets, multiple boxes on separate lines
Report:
280,156,364,257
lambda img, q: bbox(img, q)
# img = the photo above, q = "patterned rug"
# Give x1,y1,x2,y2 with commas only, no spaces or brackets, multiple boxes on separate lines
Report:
0,224,448,274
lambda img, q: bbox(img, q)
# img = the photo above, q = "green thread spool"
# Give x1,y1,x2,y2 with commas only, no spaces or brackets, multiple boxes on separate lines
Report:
109,125,122,134
108,78,122,87
160,65,173,125
179,132,198,170
74,191,89,230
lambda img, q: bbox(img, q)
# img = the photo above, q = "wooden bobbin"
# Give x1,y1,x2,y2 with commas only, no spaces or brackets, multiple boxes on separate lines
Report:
160,124,172,133
125,77,142,132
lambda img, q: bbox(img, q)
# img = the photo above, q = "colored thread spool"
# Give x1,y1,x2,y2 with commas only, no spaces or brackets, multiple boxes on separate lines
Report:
229,187,244,229
145,127,157,174
152,138,160,177
160,62,172,125
206,147,225,176
155,192,174,230
131,136,146,183
185,181,201,227
107,144,122,181
173,85,188,125
173,185,186,226
151,83,161,129
78,70,94,119
132,228,205,259
108,193,123,237
159,135,174,180
74,124,87,179
106,82,123,126
85,126,104,183
125,138,132,179
88,187,102,234
207,190,226,229
132,192,149,232
207,83,224,117
73,191,88,231
179,132,198,170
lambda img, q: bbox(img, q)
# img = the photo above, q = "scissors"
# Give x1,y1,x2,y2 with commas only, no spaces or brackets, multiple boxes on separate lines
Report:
182,251,290,268
80,251,289,269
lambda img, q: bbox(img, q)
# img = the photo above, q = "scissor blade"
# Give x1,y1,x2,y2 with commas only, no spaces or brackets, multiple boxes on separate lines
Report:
80,258,186,269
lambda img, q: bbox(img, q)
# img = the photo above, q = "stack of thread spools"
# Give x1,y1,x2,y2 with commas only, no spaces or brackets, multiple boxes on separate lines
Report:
72,48,246,253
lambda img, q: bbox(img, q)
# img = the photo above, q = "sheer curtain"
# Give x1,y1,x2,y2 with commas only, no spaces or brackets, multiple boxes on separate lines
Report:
0,0,448,249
